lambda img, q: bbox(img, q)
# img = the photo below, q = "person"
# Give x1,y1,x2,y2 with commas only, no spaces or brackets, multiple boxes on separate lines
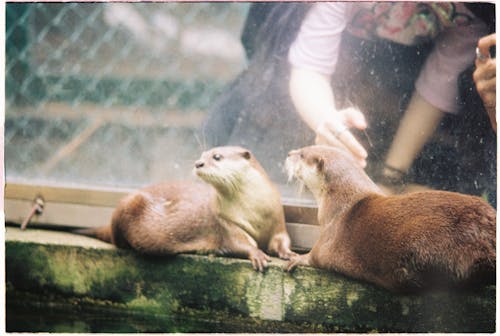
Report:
202,2,494,198
201,3,314,183
474,33,496,132
466,32,496,207
287,2,488,192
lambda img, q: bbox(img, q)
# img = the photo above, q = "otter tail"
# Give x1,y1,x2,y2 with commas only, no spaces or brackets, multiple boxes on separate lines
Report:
73,226,113,244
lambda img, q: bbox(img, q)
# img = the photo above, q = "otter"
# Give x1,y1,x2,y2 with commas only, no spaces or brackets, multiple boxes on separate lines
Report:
285,145,496,292
75,146,296,271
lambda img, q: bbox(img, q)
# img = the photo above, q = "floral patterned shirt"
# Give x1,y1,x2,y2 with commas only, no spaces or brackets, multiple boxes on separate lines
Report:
288,2,488,113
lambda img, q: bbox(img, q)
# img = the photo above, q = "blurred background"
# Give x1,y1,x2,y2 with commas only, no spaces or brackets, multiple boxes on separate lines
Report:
6,2,495,208
6,2,249,188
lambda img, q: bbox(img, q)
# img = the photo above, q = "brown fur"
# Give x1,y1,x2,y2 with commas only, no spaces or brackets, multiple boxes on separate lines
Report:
75,146,296,272
286,145,496,292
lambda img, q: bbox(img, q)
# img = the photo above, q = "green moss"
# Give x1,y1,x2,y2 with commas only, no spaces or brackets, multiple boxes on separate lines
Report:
282,266,495,332
5,238,496,333
244,267,284,320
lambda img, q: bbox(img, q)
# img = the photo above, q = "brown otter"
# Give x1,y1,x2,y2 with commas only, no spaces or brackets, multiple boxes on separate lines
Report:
285,145,496,292
75,146,296,271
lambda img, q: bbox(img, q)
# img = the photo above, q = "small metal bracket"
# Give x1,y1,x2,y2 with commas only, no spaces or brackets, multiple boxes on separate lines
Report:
20,196,45,230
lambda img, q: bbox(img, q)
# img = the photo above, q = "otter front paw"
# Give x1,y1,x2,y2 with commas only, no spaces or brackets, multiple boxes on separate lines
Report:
249,249,271,272
278,249,298,260
285,253,311,272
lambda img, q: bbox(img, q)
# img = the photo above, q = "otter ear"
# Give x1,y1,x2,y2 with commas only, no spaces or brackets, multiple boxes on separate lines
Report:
241,151,251,160
313,157,324,172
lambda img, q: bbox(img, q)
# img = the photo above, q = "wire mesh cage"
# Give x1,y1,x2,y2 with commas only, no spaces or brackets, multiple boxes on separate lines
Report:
6,2,249,187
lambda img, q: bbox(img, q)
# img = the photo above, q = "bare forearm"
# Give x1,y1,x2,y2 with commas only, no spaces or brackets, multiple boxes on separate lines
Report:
289,67,337,130
289,66,368,166
385,92,444,172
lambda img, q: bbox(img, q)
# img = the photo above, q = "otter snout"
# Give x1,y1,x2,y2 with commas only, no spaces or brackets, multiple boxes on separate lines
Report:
285,149,302,182
194,159,208,179
286,149,302,165
287,149,301,158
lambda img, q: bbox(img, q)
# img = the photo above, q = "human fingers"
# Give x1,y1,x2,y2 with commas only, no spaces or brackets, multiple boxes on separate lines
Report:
476,34,496,64
477,33,496,56
315,126,345,148
476,77,497,94
316,125,367,167
341,107,368,130
478,91,496,112
474,59,496,81
335,129,368,165
320,120,368,158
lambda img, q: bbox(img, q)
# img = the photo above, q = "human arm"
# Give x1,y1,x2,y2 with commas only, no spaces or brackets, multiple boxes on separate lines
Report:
288,2,368,167
383,92,444,178
382,14,488,190
289,67,368,167
473,33,496,132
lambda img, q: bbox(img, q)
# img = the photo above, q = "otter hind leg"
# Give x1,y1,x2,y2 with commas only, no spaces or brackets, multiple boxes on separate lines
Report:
110,191,152,250
391,267,425,293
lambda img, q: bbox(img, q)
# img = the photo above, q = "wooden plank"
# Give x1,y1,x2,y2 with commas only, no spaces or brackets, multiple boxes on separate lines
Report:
5,199,114,229
6,198,317,250
6,181,320,249
6,181,319,225
286,222,319,251
283,202,318,226
5,181,131,207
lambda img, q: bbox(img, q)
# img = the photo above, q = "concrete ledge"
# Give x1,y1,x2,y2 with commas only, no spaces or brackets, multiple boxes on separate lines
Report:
5,227,496,333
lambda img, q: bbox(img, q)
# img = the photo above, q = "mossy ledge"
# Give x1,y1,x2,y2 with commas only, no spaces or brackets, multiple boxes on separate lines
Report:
6,227,496,333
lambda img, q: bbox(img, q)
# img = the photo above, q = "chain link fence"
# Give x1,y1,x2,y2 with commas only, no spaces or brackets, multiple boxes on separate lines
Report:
6,2,249,187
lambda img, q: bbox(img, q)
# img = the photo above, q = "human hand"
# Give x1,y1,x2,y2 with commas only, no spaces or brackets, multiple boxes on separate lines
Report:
288,67,368,167
314,107,368,167
474,33,496,132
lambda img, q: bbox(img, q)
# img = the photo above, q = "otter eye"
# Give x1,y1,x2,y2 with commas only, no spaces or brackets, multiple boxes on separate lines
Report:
213,154,222,161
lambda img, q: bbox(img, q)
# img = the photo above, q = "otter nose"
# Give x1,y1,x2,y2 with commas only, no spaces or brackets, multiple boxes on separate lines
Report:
195,160,204,169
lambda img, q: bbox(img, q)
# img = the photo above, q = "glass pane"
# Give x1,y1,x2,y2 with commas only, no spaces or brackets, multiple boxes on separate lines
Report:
6,2,496,208
6,2,248,189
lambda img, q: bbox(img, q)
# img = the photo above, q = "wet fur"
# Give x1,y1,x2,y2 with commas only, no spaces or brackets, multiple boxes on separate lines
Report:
286,145,496,292
75,146,296,271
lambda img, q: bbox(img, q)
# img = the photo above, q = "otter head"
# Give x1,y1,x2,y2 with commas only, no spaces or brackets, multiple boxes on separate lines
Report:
287,145,380,199
286,146,329,198
194,146,258,194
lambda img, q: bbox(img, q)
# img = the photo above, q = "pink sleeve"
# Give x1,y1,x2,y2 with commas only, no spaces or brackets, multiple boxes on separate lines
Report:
288,2,349,75
415,15,488,114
